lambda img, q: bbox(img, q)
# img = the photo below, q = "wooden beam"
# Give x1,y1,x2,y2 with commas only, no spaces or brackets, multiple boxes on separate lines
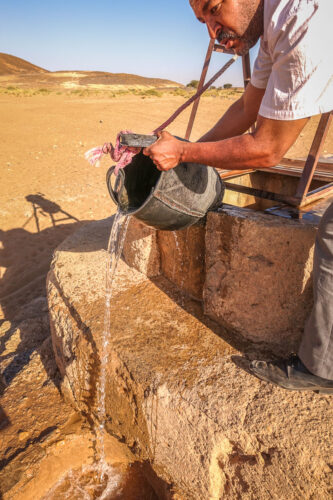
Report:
242,53,251,88
185,39,215,140
219,169,255,179
295,112,333,201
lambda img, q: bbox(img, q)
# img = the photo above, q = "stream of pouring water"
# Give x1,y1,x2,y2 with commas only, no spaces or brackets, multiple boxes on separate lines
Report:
97,210,130,473
173,231,186,307
42,211,131,500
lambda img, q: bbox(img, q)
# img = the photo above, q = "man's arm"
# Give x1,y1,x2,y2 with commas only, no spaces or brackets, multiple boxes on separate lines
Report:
144,88,309,171
198,83,265,142
180,115,309,169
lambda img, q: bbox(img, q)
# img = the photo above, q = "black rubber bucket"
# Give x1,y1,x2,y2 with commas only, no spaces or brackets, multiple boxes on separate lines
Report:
106,150,224,231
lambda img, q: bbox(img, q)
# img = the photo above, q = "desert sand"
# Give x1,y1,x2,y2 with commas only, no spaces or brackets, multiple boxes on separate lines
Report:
0,80,332,498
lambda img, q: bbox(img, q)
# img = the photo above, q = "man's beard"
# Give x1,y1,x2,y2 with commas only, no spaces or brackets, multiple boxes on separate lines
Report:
217,30,258,55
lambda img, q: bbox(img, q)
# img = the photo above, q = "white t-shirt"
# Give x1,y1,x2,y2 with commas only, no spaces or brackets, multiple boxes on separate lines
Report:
251,0,333,120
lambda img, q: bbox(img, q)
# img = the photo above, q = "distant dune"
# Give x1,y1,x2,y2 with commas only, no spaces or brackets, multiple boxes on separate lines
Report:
0,53,49,75
0,53,182,89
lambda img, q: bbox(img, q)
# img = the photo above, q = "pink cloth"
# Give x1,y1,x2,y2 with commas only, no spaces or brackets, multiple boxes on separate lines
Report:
84,130,136,175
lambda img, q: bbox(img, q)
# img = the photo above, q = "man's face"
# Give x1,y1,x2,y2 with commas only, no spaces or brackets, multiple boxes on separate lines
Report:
190,0,263,55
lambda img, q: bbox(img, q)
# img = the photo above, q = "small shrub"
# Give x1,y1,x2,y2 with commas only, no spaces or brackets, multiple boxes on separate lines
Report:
186,80,199,89
172,88,191,98
139,89,163,98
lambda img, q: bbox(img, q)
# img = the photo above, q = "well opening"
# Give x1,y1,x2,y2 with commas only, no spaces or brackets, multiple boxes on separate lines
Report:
222,170,328,210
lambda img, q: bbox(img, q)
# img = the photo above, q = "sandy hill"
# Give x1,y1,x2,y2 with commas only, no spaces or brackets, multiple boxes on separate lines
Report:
0,53,48,75
0,53,182,88
52,70,181,87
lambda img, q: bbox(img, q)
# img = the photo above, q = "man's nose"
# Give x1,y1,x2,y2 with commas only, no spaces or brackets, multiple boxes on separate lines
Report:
206,18,219,39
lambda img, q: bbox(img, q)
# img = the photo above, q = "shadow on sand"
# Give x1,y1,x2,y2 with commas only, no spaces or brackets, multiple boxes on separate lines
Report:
0,194,88,433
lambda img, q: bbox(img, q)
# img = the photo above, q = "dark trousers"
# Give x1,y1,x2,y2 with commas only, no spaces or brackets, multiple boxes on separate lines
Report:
299,201,333,379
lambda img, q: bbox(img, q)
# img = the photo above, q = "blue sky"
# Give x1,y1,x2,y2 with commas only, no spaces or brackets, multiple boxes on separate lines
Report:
0,0,259,86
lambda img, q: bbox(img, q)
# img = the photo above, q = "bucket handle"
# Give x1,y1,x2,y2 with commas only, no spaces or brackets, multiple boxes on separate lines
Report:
106,167,125,206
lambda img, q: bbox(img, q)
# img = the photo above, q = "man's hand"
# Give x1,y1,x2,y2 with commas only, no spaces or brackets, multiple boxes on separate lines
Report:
143,131,185,171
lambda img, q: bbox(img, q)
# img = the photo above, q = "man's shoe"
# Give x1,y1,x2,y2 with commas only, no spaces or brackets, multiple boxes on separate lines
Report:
249,354,333,393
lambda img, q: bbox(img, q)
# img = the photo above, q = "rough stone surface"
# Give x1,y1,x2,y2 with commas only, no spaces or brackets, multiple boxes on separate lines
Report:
205,206,317,351
158,224,205,300
48,217,333,500
122,218,160,278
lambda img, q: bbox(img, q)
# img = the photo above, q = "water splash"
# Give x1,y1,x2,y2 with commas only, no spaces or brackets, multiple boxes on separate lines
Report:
44,211,130,499
41,463,121,500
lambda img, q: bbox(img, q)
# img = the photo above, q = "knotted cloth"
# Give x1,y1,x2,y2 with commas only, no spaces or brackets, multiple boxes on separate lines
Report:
84,130,137,175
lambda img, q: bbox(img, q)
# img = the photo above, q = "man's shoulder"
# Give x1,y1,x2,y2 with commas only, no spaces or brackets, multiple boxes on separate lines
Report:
264,0,326,48
264,0,321,30
265,0,321,18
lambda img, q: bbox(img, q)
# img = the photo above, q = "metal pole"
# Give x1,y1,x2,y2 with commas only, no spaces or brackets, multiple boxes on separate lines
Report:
242,53,251,88
185,38,215,140
295,112,333,202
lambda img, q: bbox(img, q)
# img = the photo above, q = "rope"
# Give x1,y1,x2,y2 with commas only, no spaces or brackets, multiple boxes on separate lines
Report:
85,54,238,173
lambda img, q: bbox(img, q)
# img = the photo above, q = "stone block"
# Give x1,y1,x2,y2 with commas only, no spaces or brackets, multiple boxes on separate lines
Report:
48,217,333,499
158,224,205,300
205,206,317,351
122,218,160,278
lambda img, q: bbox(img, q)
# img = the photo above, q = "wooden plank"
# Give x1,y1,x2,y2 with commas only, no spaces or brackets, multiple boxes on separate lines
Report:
224,181,298,205
300,182,333,207
219,169,255,179
219,165,333,182
280,157,333,171
259,165,333,182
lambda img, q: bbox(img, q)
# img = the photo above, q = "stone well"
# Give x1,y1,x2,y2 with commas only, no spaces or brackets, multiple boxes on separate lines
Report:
48,174,333,498
123,168,326,352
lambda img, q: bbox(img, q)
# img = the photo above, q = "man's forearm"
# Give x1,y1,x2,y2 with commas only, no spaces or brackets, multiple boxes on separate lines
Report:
180,113,309,171
182,132,274,170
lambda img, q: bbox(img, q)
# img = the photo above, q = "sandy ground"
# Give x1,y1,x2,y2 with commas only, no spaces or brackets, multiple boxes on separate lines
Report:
0,91,332,498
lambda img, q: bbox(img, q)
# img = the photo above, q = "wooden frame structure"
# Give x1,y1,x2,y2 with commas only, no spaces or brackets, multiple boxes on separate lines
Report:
185,39,333,208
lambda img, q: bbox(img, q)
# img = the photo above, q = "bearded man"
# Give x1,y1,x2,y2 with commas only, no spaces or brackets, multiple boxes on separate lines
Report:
144,0,333,393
